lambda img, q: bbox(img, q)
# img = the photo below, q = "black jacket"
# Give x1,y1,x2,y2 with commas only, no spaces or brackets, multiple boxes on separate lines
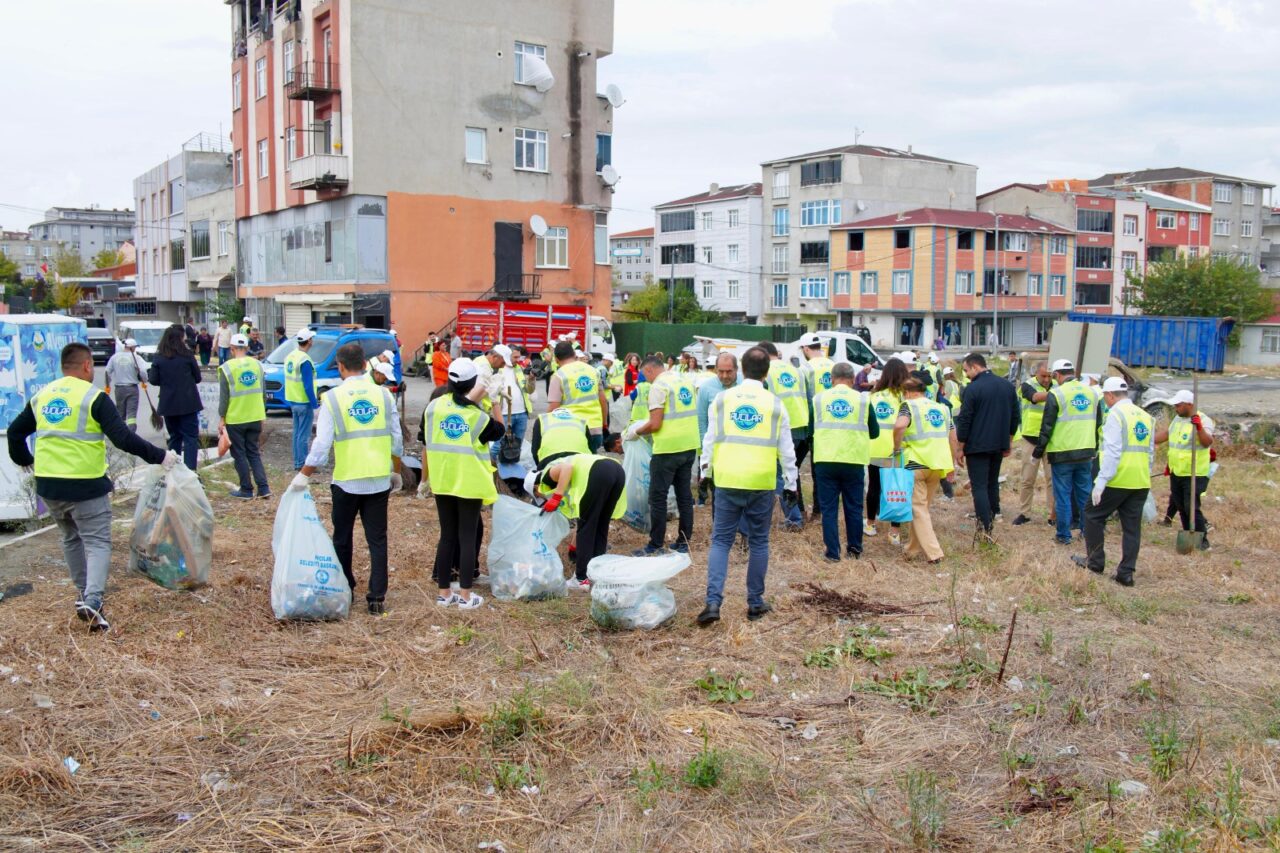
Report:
954,370,1020,454
1035,381,1105,464
147,354,203,416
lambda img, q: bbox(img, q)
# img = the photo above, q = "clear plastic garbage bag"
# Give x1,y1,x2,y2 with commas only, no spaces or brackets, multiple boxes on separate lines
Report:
487,495,570,601
587,551,690,630
128,464,214,590
1142,491,1157,524
622,439,677,533
270,488,351,620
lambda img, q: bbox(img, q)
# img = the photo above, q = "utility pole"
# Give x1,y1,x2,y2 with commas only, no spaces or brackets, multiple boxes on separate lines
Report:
668,251,676,324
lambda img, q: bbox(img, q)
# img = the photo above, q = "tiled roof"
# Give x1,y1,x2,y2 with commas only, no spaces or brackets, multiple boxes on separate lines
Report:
833,207,1072,234
654,183,762,209
1091,167,1274,189
610,227,654,240
763,144,972,167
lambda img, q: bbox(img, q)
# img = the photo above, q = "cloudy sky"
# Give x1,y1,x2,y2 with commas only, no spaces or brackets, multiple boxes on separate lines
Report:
2,0,1277,233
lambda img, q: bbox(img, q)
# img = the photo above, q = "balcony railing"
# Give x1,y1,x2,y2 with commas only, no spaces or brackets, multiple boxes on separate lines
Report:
1074,284,1112,307
289,154,349,190
285,61,339,100
489,274,542,302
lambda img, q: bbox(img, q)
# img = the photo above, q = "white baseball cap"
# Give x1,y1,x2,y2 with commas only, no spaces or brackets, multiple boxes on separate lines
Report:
899,352,918,365
797,332,823,348
374,362,396,381
230,334,249,348
448,358,478,383
928,352,939,364
942,366,954,376
1169,389,1195,406
295,328,316,343
380,349,395,362
389,328,397,336
124,337,138,347
1101,377,1128,393
522,470,542,501
491,343,513,367
1082,372,1101,385
1051,358,1074,372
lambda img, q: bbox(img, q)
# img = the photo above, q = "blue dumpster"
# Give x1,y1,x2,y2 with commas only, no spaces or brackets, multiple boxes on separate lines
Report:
1066,313,1234,372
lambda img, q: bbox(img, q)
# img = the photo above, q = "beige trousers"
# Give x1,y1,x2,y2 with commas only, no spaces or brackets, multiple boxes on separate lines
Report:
1016,439,1056,519
904,469,944,562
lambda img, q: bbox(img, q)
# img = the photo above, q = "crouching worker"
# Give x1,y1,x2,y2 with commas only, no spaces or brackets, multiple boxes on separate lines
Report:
524,453,626,592
292,343,402,615
6,342,177,632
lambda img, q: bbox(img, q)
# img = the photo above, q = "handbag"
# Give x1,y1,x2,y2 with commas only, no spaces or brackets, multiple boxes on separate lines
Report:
877,453,915,524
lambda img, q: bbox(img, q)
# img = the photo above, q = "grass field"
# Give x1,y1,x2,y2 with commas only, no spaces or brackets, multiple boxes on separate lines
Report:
1,444,1279,851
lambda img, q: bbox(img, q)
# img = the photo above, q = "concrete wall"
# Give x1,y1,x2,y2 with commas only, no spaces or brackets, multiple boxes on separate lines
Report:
1228,325,1280,367
978,186,1074,229
185,187,236,306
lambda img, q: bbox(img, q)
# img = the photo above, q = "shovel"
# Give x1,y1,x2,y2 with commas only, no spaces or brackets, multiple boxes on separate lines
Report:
1175,373,1204,554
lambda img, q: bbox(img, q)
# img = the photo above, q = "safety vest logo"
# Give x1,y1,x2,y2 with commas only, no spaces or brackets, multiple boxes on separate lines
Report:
677,387,694,406
314,568,330,585
925,408,945,429
286,361,295,375
41,397,72,424
440,414,470,440
32,330,46,352
776,371,796,389
1070,393,1091,412
347,399,380,425
552,409,574,420
730,404,764,431
575,375,594,393
1133,421,1149,443
820,372,832,389
239,370,258,387
826,398,852,420
874,400,894,421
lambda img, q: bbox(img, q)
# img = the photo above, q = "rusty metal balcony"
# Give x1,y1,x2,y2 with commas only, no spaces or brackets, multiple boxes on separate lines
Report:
285,61,339,100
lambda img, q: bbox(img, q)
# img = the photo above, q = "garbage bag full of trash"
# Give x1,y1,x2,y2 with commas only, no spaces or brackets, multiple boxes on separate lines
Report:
587,551,690,630
270,488,352,620
487,495,570,601
621,438,677,532
128,464,214,589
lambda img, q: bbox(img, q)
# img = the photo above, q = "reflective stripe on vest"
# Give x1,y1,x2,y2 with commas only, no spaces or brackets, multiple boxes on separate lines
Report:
1109,405,1153,489
540,454,626,521
767,361,810,429
221,357,266,425
1046,380,1100,453
284,349,313,404
711,385,781,490
424,395,496,503
1167,413,1210,477
807,357,835,395
651,372,700,455
557,361,602,429
1021,382,1051,437
537,408,590,460
812,386,871,465
867,389,901,459
630,382,650,424
903,397,954,473
325,380,394,481
33,376,106,479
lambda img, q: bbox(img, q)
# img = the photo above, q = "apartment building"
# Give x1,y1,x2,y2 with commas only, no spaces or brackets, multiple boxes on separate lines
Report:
760,144,978,329
227,0,616,344
133,137,234,322
1262,207,1280,289
27,207,134,267
0,231,65,281
653,183,762,320
829,209,1074,350
609,226,653,305
1090,168,1273,266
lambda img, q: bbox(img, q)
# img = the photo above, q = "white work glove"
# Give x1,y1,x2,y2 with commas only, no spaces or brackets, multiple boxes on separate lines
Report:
161,450,181,470
700,462,710,480
389,473,403,492
1091,484,1105,506
288,472,311,492
623,423,642,442
417,477,433,499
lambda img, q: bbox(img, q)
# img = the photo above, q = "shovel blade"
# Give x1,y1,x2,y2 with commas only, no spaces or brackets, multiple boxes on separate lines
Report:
1175,529,1204,555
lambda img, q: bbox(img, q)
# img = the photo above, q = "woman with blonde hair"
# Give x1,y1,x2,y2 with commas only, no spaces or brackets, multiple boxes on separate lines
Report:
891,376,960,564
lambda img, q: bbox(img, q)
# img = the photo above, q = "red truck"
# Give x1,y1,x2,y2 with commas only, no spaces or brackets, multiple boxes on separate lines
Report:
454,301,616,358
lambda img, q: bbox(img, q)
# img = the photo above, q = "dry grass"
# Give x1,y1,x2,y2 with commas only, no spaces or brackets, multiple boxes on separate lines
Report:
1,444,1279,850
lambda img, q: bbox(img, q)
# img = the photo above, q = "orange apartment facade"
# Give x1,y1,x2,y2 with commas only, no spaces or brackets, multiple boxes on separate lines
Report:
227,0,616,347
829,209,1075,350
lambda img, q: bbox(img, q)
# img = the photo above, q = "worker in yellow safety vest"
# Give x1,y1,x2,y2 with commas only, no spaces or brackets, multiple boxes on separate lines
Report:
892,375,959,565
526,453,626,591
546,340,607,452
1154,388,1214,551
1072,377,1153,585
293,342,403,615
697,346,798,625
284,328,320,470
625,355,700,555
1033,359,1103,546
1011,361,1056,526
761,340,810,528
532,407,591,468
220,333,270,499
811,362,879,561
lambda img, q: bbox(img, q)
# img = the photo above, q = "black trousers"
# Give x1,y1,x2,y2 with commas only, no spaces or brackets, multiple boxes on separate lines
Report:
648,448,695,550
577,460,626,580
1083,486,1147,580
792,436,811,514
331,486,390,603
865,464,900,527
433,494,484,591
1169,474,1209,537
965,451,1005,531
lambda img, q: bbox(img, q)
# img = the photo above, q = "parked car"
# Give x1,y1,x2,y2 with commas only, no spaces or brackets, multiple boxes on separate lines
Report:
260,325,400,412
87,327,117,364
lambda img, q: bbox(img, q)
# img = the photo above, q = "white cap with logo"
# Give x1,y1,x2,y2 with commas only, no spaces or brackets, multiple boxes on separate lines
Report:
230,334,249,348
1051,358,1074,372
295,328,316,343
448,358,478,383
1101,377,1128,394
1169,389,1195,406
491,343,513,367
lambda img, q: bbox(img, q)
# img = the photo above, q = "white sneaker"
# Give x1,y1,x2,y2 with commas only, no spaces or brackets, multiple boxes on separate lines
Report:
436,593,460,607
457,593,485,610
566,578,592,592
865,523,878,536
889,531,902,546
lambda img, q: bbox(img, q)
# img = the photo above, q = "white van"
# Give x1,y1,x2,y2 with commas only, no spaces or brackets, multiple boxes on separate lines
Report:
116,320,174,365
687,331,883,372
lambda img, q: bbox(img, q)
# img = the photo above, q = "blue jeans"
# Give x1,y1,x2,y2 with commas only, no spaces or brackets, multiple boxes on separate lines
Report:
814,462,865,558
291,403,314,470
1051,460,1092,542
163,412,200,470
218,347,229,364
705,488,775,609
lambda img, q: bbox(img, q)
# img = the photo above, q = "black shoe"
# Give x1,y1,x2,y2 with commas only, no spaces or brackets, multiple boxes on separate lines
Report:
747,602,772,621
1113,574,1134,587
257,488,272,499
696,605,720,626
1197,538,1211,552
1159,517,1173,527
823,554,840,564
846,547,862,560
1071,555,1103,575
83,603,109,633
670,542,690,554
1055,536,1072,546
1011,515,1031,526
367,600,386,615
74,598,90,622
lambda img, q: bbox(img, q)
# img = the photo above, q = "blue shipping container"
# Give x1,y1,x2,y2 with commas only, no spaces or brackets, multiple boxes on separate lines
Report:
1066,313,1234,373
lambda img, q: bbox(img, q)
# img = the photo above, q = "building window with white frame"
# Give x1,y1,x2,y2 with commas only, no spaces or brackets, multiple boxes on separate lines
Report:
701,211,713,231
514,41,547,84
285,127,295,168
1122,215,1138,235
892,271,911,295
218,221,231,256
1243,185,1257,205
536,226,568,268
465,127,487,164
1188,246,1199,259
232,71,242,110
1213,217,1232,236
595,212,608,265
955,271,974,295
514,128,548,172
1189,213,1200,231
1002,231,1028,251
1028,273,1043,295
701,280,714,300
800,277,827,299
834,271,850,295
254,57,267,99
860,271,878,294
234,150,243,186
771,245,788,274
257,139,269,179
1213,183,1233,203
1121,251,1137,272
800,199,841,227
773,169,789,199
1241,219,1254,238
1049,275,1066,296
727,279,741,300
773,206,789,237
282,40,294,85
727,243,740,263
700,246,712,264
772,281,788,308
1261,327,1280,354
728,209,740,228
1050,235,1068,255
1155,211,1177,230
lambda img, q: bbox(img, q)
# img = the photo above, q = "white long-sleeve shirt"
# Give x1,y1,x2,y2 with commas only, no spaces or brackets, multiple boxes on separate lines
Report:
304,375,403,494
1095,398,1153,490
701,379,797,490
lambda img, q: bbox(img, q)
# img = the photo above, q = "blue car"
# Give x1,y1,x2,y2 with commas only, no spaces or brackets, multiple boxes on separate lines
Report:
262,325,400,412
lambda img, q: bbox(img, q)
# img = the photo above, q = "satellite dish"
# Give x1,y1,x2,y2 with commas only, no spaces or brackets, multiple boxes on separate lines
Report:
529,214,548,237
855,200,868,212
523,54,555,93
605,84,626,109
600,165,620,187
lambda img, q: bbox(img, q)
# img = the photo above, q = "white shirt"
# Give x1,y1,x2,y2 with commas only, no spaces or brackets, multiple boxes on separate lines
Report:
105,350,144,386
304,375,404,494
1095,398,1153,490
498,366,526,415
701,379,797,490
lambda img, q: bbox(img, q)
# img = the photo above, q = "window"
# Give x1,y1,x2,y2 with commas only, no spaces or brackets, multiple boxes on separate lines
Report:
847,231,864,252
701,211,713,231
894,229,911,250
24,264,35,276
728,209,740,228
1189,213,1200,231
701,280,714,300
536,226,568,268
800,159,841,186
1213,251,1230,261
1242,219,1254,237
800,277,828,299
661,210,695,233
700,246,712,264
1188,246,1199,259
282,40,294,85
892,271,911,295
1213,217,1232,236
773,169,790,198
1028,273,1043,295
727,280,741,300
284,127,295,167
727,243,740,263
234,150,243,186
1262,328,1280,354
955,229,974,250
1121,251,1138,272
1122,214,1138,236
1076,209,1113,233
800,242,829,265
1049,275,1066,296
514,128,548,172
41,247,51,258
465,127,487,164
170,237,185,271
955,271,974,295
1243,185,1257,205
772,206,789,237
159,188,166,217
595,133,611,173
257,139,269,178
595,212,608,265
660,244,694,265
771,245,788,273
324,220,333,263
1155,211,1177,230
255,57,267,99
1076,246,1112,269
1050,235,1068,255
218,221,231,255
1001,232,1028,251
514,41,547,84
1213,183,1232,203
772,281,788,308
232,71,242,110
191,220,210,260
800,199,841,227
834,271,851,295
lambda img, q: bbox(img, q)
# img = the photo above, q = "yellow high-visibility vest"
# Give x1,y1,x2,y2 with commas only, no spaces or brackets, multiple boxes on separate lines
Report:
557,361,602,429
284,349,314,404
423,395,496,503
903,397,954,474
867,389,901,459
650,371,700,455
33,376,105,479
1167,412,1210,477
767,360,809,429
1108,404,1153,489
221,356,266,425
812,385,871,465
710,384,782,490
324,379,395,482
1046,380,1100,454
536,408,590,461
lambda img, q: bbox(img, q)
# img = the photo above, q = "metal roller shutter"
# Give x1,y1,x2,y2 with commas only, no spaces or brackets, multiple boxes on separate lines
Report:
283,304,312,336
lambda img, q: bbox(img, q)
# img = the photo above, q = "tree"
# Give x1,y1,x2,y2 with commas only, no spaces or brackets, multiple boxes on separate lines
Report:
90,247,124,270
1126,256,1272,323
0,253,18,285
52,248,85,278
51,277,83,311
625,282,722,324
206,294,245,325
